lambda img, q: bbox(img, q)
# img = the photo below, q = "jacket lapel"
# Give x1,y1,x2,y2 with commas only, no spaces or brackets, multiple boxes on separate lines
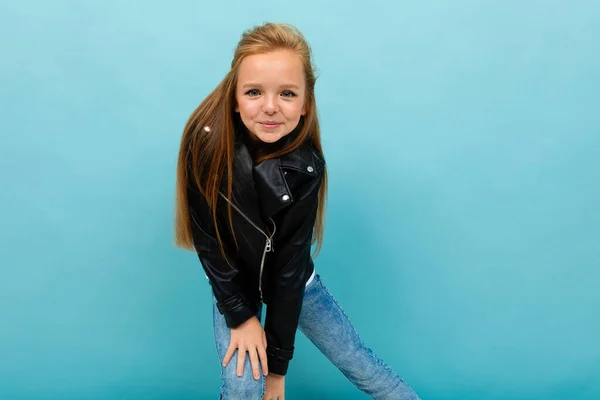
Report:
254,142,325,219
220,133,325,229
219,137,269,233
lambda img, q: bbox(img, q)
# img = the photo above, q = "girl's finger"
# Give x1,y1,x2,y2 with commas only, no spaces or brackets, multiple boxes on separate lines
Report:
248,347,260,380
222,344,236,367
257,345,268,376
236,347,246,376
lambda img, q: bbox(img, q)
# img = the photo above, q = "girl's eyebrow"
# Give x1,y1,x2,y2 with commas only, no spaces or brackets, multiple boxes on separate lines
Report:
241,83,301,89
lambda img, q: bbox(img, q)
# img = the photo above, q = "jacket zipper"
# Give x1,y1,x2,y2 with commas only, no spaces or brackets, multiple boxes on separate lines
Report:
219,191,276,303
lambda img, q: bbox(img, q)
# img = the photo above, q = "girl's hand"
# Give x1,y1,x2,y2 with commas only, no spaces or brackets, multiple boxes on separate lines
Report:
263,373,285,400
222,316,269,380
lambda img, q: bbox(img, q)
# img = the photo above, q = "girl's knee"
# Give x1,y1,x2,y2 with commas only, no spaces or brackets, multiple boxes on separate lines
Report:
220,362,264,399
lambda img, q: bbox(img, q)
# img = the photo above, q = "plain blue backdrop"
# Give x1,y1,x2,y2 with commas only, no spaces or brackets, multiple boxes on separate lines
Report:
1,1,599,399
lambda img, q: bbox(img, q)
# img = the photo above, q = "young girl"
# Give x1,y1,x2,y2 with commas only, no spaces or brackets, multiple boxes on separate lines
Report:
175,22,420,400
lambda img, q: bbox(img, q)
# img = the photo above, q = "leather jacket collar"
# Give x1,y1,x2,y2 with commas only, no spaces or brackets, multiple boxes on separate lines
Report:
219,129,325,232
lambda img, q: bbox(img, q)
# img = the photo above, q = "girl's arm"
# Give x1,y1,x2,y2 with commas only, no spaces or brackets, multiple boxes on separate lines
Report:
189,184,269,379
263,167,324,375
187,184,258,328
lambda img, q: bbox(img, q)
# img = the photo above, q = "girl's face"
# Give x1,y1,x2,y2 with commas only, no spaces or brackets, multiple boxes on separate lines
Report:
235,50,307,144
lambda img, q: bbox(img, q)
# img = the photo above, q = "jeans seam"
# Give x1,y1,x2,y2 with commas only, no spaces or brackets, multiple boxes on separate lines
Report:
318,279,367,349
317,279,388,392
211,290,226,396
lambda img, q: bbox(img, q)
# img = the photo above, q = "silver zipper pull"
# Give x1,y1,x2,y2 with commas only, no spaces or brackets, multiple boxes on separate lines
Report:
265,239,272,252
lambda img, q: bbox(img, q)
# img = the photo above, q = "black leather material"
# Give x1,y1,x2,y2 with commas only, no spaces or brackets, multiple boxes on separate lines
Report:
187,130,326,375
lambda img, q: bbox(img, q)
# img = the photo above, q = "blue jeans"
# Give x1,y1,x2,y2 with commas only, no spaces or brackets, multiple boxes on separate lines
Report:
211,274,420,400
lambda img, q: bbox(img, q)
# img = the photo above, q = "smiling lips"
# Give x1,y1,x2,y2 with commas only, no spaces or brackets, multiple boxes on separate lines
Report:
260,121,282,129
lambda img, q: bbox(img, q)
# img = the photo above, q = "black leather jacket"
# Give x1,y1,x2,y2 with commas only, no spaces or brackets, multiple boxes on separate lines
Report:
186,130,326,375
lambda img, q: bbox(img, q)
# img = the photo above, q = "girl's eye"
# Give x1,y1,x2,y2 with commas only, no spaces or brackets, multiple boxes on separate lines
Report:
281,90,296,98
246,89,260,96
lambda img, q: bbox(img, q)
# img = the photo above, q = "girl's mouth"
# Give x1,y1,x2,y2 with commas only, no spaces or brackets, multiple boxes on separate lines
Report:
260,122,282,129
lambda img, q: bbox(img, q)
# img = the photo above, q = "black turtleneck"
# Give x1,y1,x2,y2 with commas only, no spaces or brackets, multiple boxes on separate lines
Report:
243,131,291,163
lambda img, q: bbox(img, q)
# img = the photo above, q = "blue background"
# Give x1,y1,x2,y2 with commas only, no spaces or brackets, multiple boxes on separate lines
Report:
1,1,599,399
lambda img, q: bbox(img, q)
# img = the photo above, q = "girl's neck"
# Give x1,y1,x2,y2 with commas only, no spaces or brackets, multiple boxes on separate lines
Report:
243,131,290,162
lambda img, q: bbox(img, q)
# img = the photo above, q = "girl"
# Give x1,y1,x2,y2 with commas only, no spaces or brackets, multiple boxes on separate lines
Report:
175,22,420,400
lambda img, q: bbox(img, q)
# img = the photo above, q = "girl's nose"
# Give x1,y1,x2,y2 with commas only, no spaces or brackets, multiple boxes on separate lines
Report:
262,95,278,113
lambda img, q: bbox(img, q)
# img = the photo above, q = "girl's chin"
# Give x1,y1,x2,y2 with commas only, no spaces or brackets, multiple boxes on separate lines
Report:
250,131,289,143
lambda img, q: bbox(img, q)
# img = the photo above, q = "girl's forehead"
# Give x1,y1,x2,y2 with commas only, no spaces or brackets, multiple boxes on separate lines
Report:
237,51,305,85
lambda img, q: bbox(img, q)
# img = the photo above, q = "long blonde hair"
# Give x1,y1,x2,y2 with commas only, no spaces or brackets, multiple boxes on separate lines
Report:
174,22,327,259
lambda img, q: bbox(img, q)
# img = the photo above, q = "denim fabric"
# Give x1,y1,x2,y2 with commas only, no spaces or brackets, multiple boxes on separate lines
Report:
210,274,420,400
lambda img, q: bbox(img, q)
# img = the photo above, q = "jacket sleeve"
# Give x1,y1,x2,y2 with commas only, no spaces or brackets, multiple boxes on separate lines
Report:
187,180,259,328
263,168,324,375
